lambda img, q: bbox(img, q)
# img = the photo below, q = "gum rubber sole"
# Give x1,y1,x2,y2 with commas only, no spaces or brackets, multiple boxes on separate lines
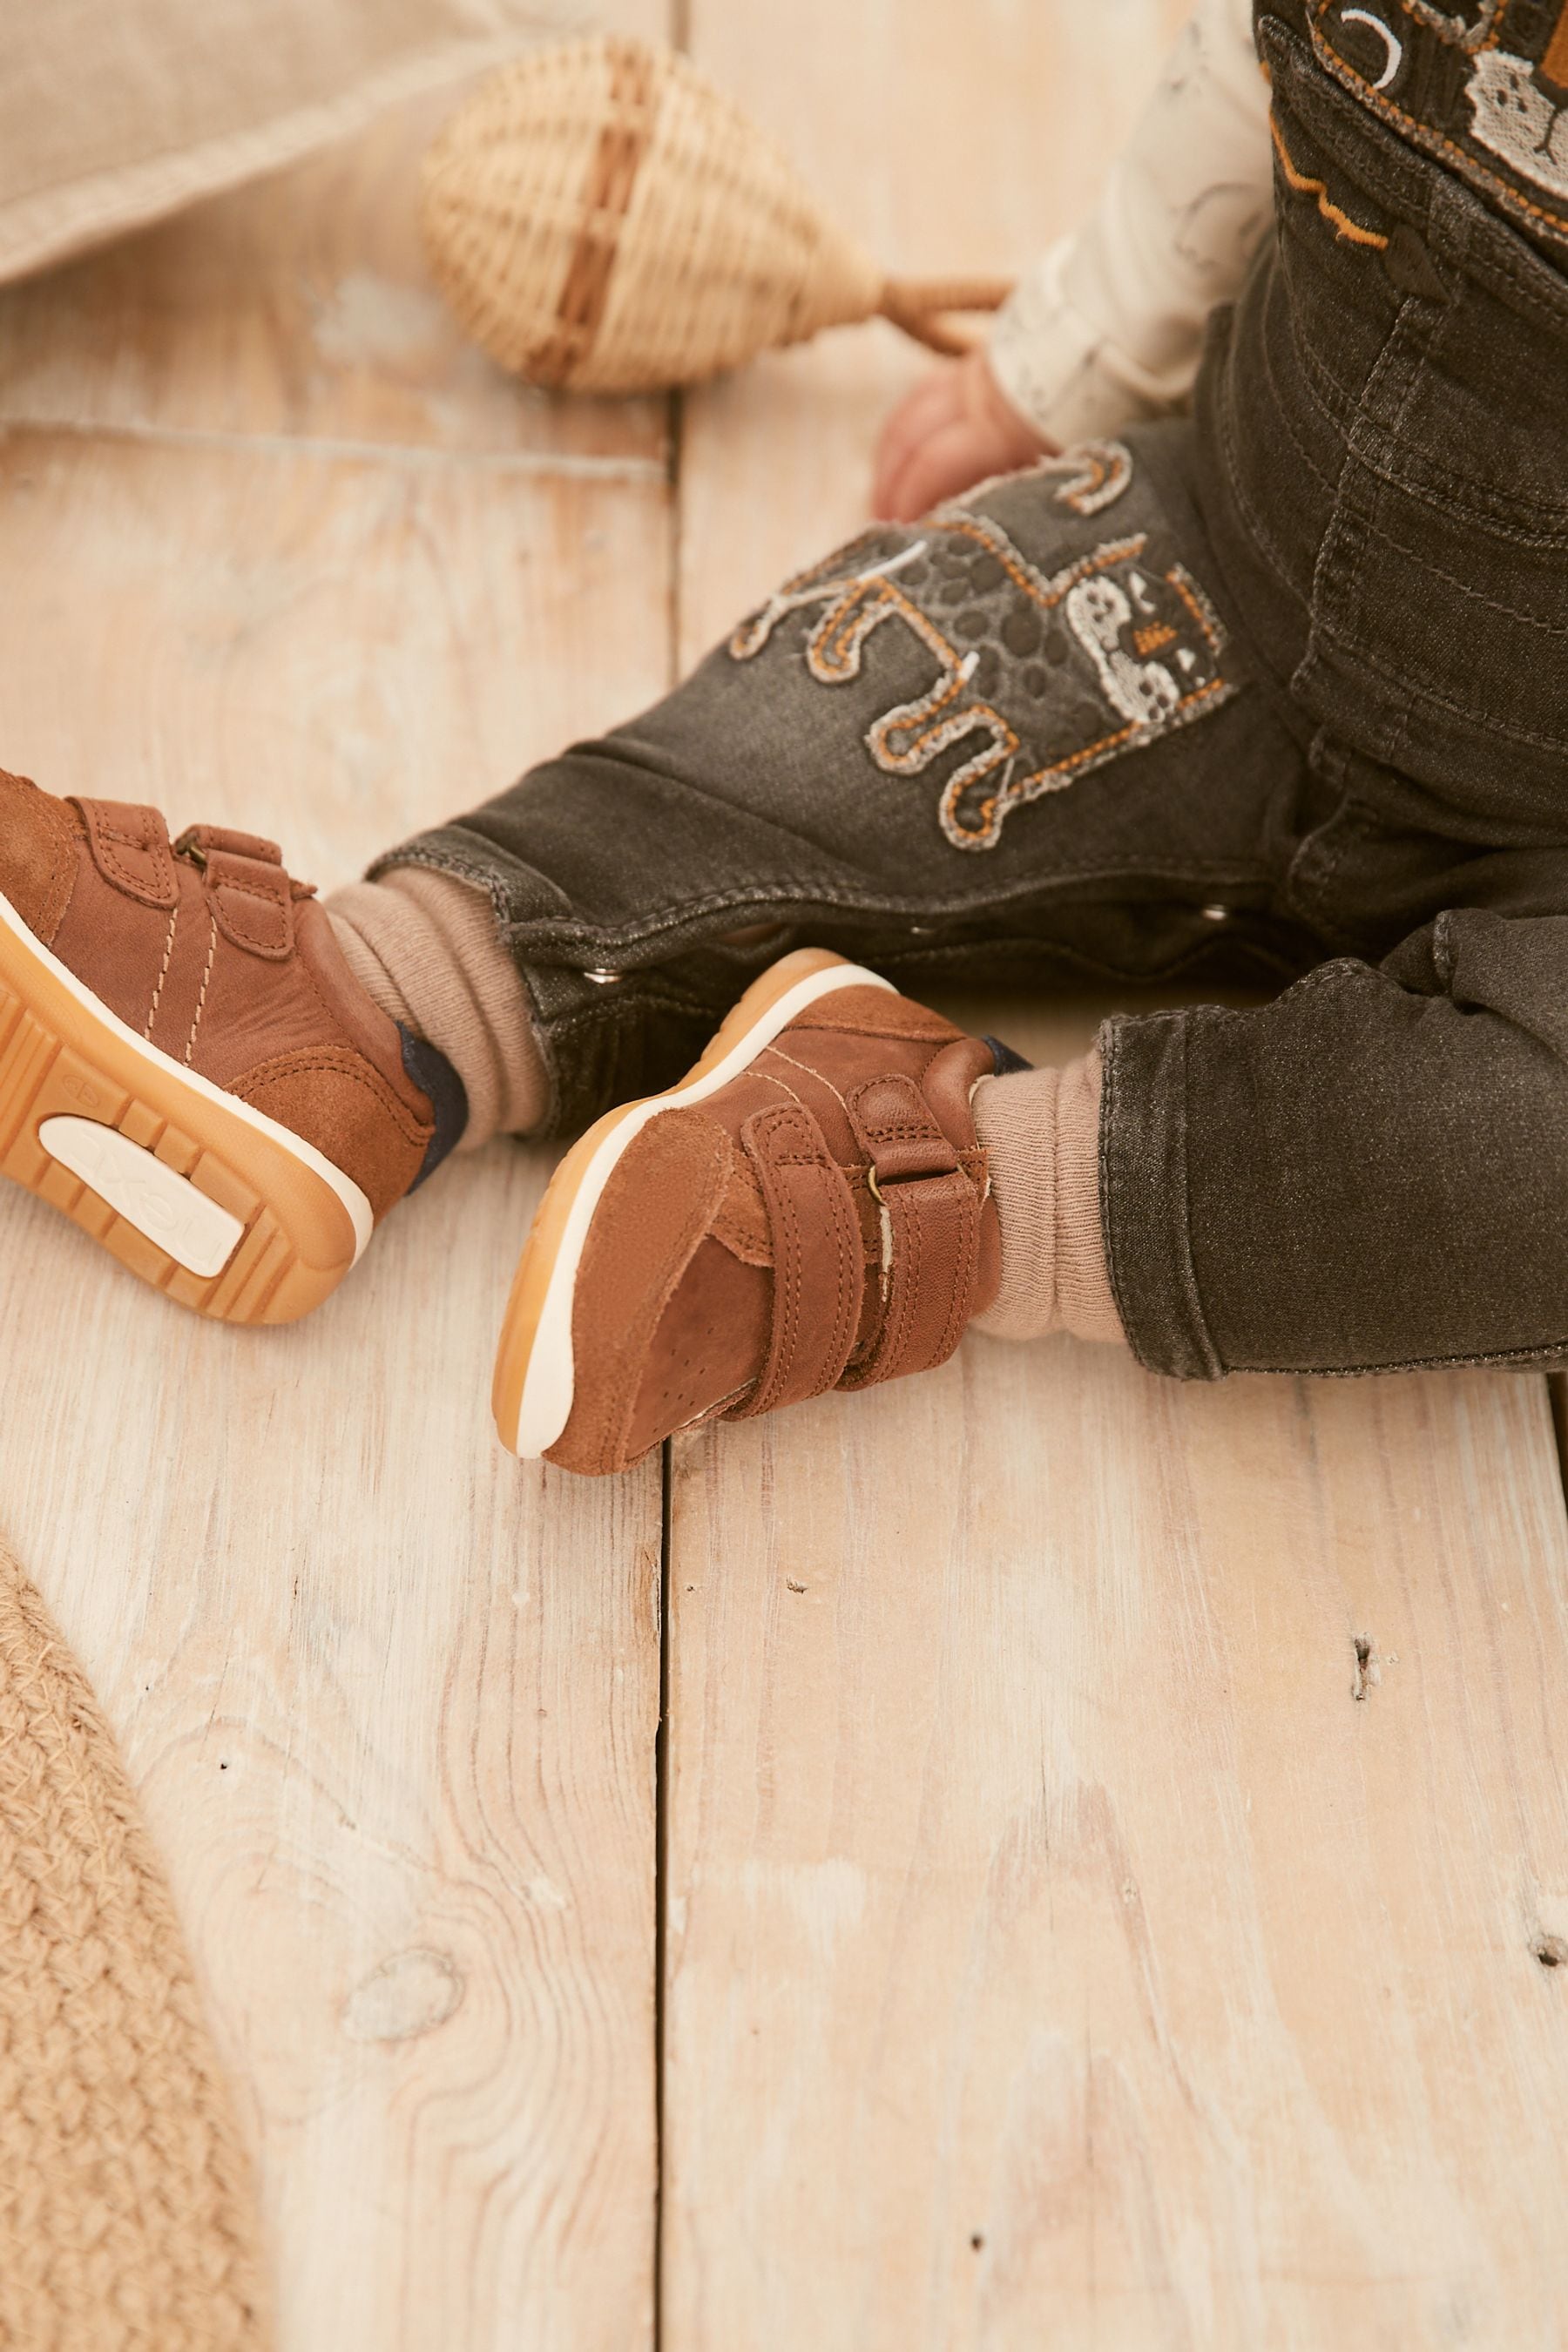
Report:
0,892,371,1325
492,948,896,1460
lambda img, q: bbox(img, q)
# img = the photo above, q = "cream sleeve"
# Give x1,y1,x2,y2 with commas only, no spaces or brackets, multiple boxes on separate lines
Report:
989,0,1272,447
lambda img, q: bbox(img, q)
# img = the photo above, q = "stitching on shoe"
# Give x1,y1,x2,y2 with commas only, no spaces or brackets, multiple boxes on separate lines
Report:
762,1042,853,1115
38,812,78,948
754,1064,805,1112
209,872,292,956
745,1105,860,1417
87,808,177,905
233,1047,429,1147
183,916,217,1067
754,1112,805,1417
935,1173,980,1363
144,904,179,1041
884,1193,921,1374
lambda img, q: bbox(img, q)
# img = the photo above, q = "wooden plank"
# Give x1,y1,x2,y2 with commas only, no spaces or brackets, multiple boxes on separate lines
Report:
0,428,669,2348
664,1237,1568,2346
663,3,1568,2342
675,0,1198,652
0,52,668,465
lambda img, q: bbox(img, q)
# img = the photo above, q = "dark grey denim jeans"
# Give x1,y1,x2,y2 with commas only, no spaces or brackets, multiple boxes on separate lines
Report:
382,4,1568,1382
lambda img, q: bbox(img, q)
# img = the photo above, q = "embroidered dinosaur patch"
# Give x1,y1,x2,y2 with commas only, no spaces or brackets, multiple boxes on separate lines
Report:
1469,49,1568,197
729,449,1235,855
1043,440,1134,517
1399,0,1502,50
1311,0,1568,239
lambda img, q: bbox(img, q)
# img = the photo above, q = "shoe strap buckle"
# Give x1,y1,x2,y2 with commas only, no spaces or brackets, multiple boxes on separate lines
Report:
850,1073,963,1200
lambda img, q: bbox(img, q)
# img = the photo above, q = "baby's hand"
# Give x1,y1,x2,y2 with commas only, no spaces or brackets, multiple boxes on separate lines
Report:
871,348,1053,522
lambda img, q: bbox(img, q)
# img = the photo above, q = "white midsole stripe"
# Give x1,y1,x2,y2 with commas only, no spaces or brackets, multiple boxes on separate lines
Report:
512,959,896,1458
0,890,374,1262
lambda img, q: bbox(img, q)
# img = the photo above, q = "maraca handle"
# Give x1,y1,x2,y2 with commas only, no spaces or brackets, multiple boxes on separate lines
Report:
875,275,1015,357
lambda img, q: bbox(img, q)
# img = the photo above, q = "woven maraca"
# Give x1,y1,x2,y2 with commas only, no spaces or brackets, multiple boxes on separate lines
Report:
421,35,1012,395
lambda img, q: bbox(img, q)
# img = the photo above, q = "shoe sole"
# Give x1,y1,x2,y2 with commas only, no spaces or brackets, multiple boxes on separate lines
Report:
492,949,896,1458
0,890,372,1323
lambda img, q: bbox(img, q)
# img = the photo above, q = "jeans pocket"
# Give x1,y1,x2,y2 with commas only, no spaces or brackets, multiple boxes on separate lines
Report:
1260,23,1568,803
1296,0,1568,266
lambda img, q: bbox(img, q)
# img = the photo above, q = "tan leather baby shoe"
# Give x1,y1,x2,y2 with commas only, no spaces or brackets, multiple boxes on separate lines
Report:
0,768,463,1321
493,950,1005,1472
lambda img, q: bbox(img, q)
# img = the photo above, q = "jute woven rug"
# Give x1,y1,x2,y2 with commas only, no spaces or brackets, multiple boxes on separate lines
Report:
0,1541,268,2349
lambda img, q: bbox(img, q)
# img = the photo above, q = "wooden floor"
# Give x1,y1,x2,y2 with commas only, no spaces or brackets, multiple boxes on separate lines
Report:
3,4,1568,2345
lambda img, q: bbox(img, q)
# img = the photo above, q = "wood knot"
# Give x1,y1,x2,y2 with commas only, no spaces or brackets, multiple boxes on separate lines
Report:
341,1948,464,2044
1351,1636,1380,1702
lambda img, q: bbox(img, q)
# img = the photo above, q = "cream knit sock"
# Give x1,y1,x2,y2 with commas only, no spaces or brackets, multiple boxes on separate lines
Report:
328,868,548,1149
971,1049,1124,1344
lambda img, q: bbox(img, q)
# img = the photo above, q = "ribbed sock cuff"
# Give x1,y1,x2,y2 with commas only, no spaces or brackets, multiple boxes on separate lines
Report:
327,868,548,1149
970,1048,1124,1345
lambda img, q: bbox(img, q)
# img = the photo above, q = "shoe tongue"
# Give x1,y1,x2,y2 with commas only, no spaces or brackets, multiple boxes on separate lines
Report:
922,1034,1004,1150
982,1034,1034,1078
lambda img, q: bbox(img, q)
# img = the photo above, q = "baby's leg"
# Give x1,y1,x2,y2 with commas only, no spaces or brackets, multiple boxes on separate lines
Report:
330,419,1310,1146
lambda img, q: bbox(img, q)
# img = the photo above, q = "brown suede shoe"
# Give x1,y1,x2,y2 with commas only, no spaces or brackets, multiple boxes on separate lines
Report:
493,950,1004,1472
0,769,463,1322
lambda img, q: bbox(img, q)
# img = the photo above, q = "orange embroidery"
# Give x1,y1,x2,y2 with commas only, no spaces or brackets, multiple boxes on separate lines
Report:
1269,110,1391,247
1045,442,1134,517
1546,0,1568,90
1393,0,1504,56
730,492,1236,854
1311,3,1568,244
